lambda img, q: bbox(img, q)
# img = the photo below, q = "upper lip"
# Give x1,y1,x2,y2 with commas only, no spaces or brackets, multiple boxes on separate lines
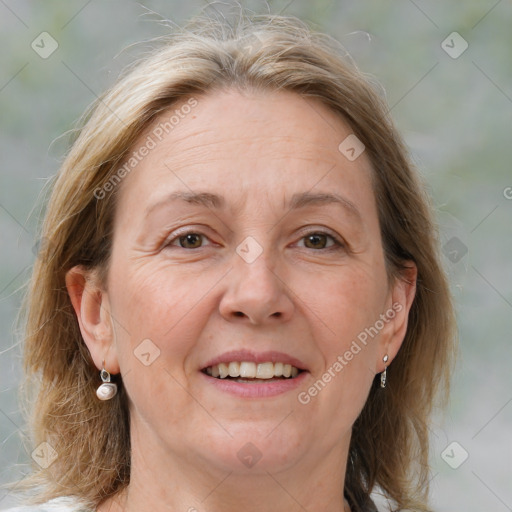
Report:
202,349,308,372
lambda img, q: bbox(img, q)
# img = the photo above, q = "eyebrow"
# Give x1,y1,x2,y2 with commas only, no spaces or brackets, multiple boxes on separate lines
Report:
146,190,362,221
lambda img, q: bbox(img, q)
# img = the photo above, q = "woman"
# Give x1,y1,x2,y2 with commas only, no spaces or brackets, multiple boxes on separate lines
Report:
6,12,456,512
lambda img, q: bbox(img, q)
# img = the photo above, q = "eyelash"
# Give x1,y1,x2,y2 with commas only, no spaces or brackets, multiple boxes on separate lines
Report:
164,229,346,252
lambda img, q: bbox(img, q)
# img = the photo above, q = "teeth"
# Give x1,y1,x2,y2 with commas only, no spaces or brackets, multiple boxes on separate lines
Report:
256,362,274,379
239,362,256,378
204,361,302,379
218,362,229,379
228,361,240,377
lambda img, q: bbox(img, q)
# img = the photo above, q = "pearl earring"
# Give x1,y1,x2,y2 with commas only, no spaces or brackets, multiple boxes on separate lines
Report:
96,361,117,400
380,354,389,389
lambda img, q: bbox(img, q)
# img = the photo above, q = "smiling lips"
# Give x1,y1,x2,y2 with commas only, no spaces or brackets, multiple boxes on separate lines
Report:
204,361,301,381
201,349,308,386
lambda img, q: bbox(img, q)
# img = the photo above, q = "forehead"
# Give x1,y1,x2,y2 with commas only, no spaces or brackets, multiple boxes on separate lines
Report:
115,88,376,221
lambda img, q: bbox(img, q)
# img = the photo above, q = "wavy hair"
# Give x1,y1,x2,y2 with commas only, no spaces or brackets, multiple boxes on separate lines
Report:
16,11,456,512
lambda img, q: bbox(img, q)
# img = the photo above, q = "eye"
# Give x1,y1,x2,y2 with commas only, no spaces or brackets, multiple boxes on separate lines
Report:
163,229,345,251
165,231,211,249
297,231,345,251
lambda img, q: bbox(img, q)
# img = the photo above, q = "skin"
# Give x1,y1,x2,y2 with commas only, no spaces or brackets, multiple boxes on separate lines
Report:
66,88,416,512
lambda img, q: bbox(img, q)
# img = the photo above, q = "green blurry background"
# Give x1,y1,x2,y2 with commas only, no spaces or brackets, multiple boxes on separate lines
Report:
1,1,511,510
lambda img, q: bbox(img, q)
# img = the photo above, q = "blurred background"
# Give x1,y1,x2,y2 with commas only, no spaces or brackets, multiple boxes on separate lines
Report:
0,1,511,510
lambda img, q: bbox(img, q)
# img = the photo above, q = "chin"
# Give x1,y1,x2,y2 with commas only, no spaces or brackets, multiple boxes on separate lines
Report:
202,422,305,474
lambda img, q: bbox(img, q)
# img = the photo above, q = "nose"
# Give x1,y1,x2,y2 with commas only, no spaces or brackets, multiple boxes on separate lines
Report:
218,242,295,325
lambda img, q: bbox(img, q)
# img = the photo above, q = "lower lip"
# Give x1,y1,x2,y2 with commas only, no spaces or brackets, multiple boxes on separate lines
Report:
200,370,309,398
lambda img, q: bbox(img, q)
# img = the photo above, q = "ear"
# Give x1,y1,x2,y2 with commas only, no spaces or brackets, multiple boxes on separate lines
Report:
65,265,120,375
376,263,417,372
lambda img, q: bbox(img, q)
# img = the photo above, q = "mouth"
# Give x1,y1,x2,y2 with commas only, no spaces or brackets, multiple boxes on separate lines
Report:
201,361,305,383
200,350,309,397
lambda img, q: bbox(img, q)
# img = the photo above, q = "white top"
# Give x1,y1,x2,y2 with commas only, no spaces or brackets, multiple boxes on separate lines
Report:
3,495,379,511
1,497,92,512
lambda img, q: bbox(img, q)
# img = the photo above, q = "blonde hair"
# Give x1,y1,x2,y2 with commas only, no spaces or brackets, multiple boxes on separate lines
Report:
18,12,456,512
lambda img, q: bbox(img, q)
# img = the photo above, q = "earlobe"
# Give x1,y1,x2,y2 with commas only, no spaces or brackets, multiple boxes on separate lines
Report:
65,266,119,374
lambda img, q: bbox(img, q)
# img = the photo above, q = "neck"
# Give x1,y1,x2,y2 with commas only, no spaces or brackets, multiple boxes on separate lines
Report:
97,421,352,512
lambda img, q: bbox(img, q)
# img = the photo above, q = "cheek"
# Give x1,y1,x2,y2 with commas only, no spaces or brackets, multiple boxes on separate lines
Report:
297,264,386,426
111,264,212,345
299,301,380,443
315,264,388,350
107,263,214,393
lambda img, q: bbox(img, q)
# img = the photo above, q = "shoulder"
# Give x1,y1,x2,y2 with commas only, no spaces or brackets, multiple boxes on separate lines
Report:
1,496,92,512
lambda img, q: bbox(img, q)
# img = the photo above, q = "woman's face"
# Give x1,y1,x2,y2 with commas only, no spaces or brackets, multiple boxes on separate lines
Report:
74,88,415,479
